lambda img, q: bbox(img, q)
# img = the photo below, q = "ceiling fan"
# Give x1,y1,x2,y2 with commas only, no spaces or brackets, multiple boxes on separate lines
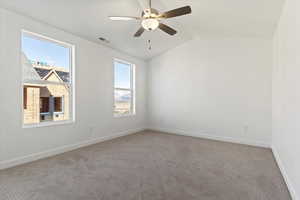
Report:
109,0,192,37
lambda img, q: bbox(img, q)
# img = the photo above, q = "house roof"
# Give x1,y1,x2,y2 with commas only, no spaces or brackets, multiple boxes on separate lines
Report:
34,67,70,83
34,68,51,79
56,71,70,83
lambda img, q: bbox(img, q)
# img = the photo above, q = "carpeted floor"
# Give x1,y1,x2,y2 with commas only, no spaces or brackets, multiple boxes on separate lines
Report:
0,131,291,200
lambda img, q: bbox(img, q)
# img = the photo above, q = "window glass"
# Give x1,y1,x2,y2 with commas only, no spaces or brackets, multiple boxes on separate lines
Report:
114,89,132,115
23,87,27,109
114,60,135,116
40,97,50,113
114,62,131,89
54,97,63,112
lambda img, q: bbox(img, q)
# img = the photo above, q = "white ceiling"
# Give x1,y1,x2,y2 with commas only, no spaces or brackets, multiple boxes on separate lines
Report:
0,0,284,60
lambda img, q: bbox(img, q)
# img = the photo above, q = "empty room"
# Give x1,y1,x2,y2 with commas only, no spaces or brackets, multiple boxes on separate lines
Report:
0,0,299,199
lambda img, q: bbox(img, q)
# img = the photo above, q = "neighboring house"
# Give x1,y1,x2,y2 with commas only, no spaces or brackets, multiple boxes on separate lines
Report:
22,54,70,124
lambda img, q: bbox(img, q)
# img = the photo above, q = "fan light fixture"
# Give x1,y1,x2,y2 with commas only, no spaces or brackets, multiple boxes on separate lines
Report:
108,0,192,37
142,18,159,31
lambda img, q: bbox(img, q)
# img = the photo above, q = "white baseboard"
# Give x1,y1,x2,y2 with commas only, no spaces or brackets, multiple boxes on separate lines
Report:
0,128,145,170
148,127,270,148
272,146,298,200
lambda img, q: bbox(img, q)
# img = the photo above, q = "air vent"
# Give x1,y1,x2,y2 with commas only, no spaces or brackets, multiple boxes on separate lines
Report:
99,37,110,43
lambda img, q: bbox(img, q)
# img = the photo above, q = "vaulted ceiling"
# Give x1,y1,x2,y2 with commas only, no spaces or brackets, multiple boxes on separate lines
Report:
0,0,285,60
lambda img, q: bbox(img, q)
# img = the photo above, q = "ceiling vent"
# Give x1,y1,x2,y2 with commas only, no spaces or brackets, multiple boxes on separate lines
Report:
98,37,110,43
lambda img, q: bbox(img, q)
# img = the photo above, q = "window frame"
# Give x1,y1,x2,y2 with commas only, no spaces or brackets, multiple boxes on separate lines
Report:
113,58,136,117
21,30,76,128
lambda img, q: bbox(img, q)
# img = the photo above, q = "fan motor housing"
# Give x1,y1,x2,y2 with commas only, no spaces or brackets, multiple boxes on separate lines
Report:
142,8,159,18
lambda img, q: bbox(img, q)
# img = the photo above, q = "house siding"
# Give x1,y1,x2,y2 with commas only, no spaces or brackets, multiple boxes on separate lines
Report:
23,87,40,124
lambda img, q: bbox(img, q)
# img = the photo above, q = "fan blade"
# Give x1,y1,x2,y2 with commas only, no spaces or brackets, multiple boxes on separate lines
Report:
134,27,145,37
109,16,140,21
159,6,192,18
158,23,177,35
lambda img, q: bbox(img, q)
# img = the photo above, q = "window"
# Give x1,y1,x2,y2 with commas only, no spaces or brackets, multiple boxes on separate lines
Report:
40,97,50,113
114,59,135,116
23,87,27,109
22,31,74,126
54,97,63,113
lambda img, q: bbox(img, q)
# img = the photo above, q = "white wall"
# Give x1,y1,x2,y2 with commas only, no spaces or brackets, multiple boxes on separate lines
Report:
272,0,300,199
0,9,5,163
148,36,273,147
0,8,147,166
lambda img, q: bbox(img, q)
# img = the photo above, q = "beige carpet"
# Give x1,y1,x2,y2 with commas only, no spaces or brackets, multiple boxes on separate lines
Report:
0,131,291,200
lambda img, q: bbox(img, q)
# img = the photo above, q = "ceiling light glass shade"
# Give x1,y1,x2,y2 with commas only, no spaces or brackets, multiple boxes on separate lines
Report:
142,19,159,31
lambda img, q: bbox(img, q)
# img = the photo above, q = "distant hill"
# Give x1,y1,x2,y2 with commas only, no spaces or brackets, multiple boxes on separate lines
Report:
115,91,131,102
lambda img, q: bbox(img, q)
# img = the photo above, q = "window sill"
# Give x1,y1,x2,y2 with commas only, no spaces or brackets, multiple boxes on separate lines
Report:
23,120,74,129
40,112,50,115
54,112,64,115
114,113,136,118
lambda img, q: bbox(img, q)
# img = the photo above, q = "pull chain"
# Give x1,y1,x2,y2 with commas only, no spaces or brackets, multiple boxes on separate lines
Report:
148,39,152,50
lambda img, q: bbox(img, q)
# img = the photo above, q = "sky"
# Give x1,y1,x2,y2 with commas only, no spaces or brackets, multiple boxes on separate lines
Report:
22,35,70,69
114,61,131,89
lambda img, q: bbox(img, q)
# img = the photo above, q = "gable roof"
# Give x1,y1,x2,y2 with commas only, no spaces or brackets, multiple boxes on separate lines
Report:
34,68,51,79
56,71,70,83
34,67,69,83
